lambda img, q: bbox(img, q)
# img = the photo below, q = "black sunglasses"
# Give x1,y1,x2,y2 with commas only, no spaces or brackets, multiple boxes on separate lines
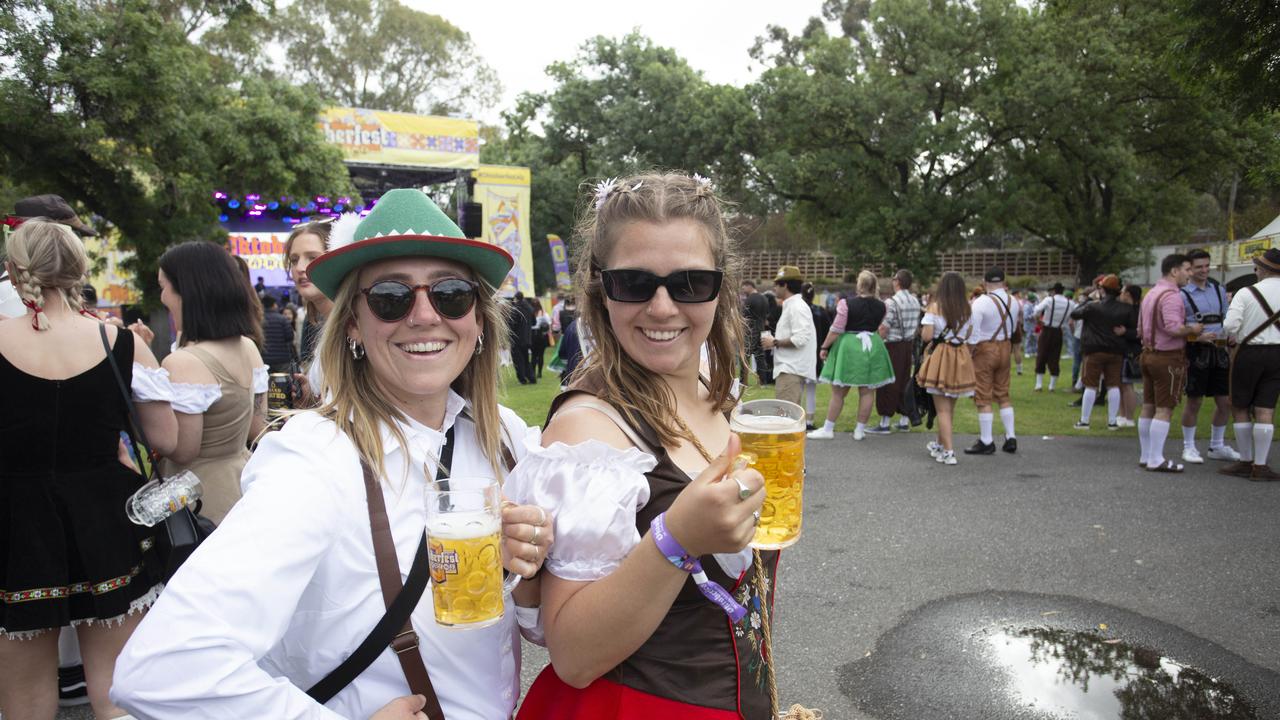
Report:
360,278,480,322
598,268,724,304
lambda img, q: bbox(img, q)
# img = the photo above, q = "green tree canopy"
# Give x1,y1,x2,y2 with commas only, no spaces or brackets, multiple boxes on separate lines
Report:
0,0,354,300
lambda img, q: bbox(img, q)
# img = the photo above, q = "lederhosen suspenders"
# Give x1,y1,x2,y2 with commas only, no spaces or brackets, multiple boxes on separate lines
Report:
987,292,1014,342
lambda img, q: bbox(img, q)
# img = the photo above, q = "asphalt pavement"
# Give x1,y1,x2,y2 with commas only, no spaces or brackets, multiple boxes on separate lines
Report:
56,430,1280,719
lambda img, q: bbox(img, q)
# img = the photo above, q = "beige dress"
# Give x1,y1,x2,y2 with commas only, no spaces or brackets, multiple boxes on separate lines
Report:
162,346,259,523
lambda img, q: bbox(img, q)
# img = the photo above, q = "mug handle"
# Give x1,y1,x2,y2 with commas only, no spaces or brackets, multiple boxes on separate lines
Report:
503,572,521,595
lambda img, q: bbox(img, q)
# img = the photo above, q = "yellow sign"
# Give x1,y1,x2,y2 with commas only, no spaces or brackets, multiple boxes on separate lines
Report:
1237,238,1274,263
319,107,480,170
82,234,139,307
473,165,533,295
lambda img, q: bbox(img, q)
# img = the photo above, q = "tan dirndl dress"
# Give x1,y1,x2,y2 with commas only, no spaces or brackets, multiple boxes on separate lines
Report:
916,326,976,398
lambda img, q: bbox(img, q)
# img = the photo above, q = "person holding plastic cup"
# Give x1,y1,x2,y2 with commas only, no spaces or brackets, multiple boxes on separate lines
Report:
507,173,803,720
112,190,553,720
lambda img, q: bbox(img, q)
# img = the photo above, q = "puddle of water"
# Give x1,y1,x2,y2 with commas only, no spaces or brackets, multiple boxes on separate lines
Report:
988,627,1257,719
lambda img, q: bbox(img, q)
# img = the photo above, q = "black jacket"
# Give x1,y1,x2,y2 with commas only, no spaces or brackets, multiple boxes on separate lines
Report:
1071,296,1136,355
262,309,295,366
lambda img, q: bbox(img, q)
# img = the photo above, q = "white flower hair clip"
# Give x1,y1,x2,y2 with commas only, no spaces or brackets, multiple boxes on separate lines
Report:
692,173,714,192
593,177,619,211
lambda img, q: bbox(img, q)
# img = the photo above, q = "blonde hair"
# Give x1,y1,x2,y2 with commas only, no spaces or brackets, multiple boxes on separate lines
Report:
573,172,746,450
856,270,878,296
284,221,332,322
4,219,89,330
314,266,512,484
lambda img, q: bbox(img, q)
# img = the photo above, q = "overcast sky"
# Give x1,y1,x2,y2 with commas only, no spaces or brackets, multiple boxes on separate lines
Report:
403,0,826,124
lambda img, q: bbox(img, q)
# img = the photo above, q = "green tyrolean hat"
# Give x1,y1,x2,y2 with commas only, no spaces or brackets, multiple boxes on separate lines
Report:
306,188,513,300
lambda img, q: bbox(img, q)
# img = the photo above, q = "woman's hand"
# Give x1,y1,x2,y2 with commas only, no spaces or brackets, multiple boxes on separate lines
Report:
128,320,154,345
664,434,764,557
291,372,316,408
369,694,429,720
501,502,554,579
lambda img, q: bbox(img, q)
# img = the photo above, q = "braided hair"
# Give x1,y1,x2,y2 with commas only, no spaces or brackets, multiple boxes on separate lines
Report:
4,218,89,330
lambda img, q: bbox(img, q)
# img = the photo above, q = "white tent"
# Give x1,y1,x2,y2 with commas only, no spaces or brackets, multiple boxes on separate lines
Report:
1247,212,1280,241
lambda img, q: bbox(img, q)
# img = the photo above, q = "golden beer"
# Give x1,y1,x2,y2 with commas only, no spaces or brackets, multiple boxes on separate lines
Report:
732,400,807,550
427,512,506,628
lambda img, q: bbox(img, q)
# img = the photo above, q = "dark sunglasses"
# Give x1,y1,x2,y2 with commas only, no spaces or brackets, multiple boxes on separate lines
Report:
598,268,723,304
360,278,480,322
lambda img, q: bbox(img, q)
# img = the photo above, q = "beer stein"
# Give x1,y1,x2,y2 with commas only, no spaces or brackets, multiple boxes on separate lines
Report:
424,478,520,629
126,470,202,527
731,399,807,550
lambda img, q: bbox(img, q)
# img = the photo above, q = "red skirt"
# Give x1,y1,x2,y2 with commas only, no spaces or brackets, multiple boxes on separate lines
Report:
518,666,740,720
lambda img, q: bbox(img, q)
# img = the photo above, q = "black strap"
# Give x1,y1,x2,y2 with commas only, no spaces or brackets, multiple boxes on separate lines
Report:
307,426,456,707
1181,287,1200,316
99,325,157,479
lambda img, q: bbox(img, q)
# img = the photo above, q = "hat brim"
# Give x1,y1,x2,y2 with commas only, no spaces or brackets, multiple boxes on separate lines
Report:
306,235,514,300
1253,255,1280,273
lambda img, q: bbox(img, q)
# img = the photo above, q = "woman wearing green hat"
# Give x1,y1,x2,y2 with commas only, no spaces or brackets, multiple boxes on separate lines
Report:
112,189,554,720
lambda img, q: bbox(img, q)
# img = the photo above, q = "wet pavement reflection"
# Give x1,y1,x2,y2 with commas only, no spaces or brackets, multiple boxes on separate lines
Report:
989,627,1256,719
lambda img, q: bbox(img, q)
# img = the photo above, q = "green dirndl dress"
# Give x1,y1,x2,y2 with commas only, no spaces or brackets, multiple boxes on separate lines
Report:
820,331,896,388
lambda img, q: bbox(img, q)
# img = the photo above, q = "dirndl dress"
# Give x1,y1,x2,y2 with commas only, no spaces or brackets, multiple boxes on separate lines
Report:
916,340,977,398
820,331,895,388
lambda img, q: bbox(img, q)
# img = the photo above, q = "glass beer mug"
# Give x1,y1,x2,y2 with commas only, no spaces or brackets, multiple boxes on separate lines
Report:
730,399,807,550
424,478,519,629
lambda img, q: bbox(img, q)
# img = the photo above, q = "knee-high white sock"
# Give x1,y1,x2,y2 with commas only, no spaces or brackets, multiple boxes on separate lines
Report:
979,412,994,444
1210,424,1227,450
1182,425,1197,450
1138,417,1153,464
804,382,817,415
1000,406,1016,439
1035,374,1043,390
878,416,890,429
1049,375,1057,391
1235,422,1254,462
1253,424,1274,465
1080,388,1098,424
1106,387,1121,425
1148,419,1171,467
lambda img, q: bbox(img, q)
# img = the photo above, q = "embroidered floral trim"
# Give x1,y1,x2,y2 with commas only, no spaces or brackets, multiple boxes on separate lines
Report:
1,565,143,605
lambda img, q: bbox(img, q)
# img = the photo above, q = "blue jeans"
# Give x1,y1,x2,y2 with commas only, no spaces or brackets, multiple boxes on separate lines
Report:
1065,332,1083,386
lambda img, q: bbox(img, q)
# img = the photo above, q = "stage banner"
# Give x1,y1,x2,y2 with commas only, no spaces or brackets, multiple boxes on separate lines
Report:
547,234,571,289
474,165,533,296
226,232,291,287
319,107,480,170
83,234,139,307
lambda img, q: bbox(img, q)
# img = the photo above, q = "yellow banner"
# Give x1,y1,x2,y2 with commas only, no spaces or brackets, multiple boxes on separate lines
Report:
82,234,139,306
474,165,533,295
319,107,480,169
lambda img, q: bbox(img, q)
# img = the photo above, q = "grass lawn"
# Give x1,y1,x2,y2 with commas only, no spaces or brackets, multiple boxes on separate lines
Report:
496,354,1239,442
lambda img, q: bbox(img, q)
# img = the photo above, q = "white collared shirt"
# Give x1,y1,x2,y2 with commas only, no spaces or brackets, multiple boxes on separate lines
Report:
772,293,817,380
1034,295,1075,329
1225,276,1280,346
968,289,1019,344
112,390,539,720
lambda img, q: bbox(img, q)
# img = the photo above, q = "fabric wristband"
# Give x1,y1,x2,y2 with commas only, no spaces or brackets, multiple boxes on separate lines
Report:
650,512,747,622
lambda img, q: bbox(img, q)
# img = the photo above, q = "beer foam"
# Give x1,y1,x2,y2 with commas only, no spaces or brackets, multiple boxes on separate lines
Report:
731,413,802,433
427,511,501,539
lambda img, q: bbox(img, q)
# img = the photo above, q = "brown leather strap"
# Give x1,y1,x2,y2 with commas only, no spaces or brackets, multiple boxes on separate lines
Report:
361,461,444,720
1240,285,1280,347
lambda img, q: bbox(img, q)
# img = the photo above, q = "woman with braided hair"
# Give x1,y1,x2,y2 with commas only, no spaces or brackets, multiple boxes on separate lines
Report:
0,219,177,719
506,173,809,719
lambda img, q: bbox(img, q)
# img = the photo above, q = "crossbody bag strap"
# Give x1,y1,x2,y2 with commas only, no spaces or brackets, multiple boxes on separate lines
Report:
306,428,454,718
99,324,156,477
1239,285,1280,348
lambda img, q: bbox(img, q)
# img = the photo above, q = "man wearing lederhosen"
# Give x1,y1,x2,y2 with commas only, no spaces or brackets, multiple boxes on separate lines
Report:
1137,253,1200,472
869,269,921,434
1177,249,1242,465
1032,283,1074,392
1219,249,1280,481
965,267,1020,455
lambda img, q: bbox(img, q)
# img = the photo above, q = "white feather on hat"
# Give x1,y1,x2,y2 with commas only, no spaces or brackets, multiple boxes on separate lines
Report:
327,212,363,251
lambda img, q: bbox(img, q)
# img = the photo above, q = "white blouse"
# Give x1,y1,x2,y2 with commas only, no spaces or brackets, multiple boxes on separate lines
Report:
131,364,174,403
505,433,753,583
112,391,540,720
169,366,269,415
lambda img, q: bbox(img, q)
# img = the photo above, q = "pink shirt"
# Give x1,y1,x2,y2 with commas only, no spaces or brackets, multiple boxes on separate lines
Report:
1138,278,1186,351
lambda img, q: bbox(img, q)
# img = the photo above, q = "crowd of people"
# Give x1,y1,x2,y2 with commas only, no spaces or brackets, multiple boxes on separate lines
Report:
1,179,1277,720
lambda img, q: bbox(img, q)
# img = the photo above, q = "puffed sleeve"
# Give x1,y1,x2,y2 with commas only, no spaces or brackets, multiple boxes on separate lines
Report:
504,435,656,582
252,365,269,394
111,413,351,719
169,382,222,415
131,364,174,403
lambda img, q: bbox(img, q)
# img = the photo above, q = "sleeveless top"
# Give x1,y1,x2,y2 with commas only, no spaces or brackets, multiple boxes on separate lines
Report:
545,370,780,718
160,345,255,523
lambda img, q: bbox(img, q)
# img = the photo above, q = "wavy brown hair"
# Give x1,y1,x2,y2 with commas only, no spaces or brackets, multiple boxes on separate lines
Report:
314,265,512,485
571,172,746,450
934,272,972,332
284,221,333,322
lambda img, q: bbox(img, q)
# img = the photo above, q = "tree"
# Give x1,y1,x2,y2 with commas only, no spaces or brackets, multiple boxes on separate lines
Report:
0,0,355,300
1179,0,1280,115
274,0,499,117
747,0,1024,277
992,0,1245,284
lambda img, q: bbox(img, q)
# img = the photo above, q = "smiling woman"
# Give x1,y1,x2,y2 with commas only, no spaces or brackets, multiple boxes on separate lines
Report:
112,189,557,720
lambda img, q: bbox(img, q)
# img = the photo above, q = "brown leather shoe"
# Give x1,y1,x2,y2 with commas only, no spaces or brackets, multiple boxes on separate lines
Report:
1218,461,1254,478
1249,464,1280,482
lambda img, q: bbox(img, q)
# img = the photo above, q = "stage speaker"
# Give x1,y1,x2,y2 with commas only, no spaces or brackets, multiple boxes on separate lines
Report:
461,201,483,238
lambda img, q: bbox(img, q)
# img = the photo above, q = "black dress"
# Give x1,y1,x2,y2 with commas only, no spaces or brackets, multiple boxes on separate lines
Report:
0,330,162,636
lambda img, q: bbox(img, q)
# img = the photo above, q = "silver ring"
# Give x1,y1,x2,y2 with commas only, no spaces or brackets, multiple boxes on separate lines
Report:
752,510,761,526
733,476,752,502
530,525,540,546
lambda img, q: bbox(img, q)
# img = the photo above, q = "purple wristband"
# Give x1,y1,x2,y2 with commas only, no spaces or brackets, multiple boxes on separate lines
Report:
650,513,748,623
